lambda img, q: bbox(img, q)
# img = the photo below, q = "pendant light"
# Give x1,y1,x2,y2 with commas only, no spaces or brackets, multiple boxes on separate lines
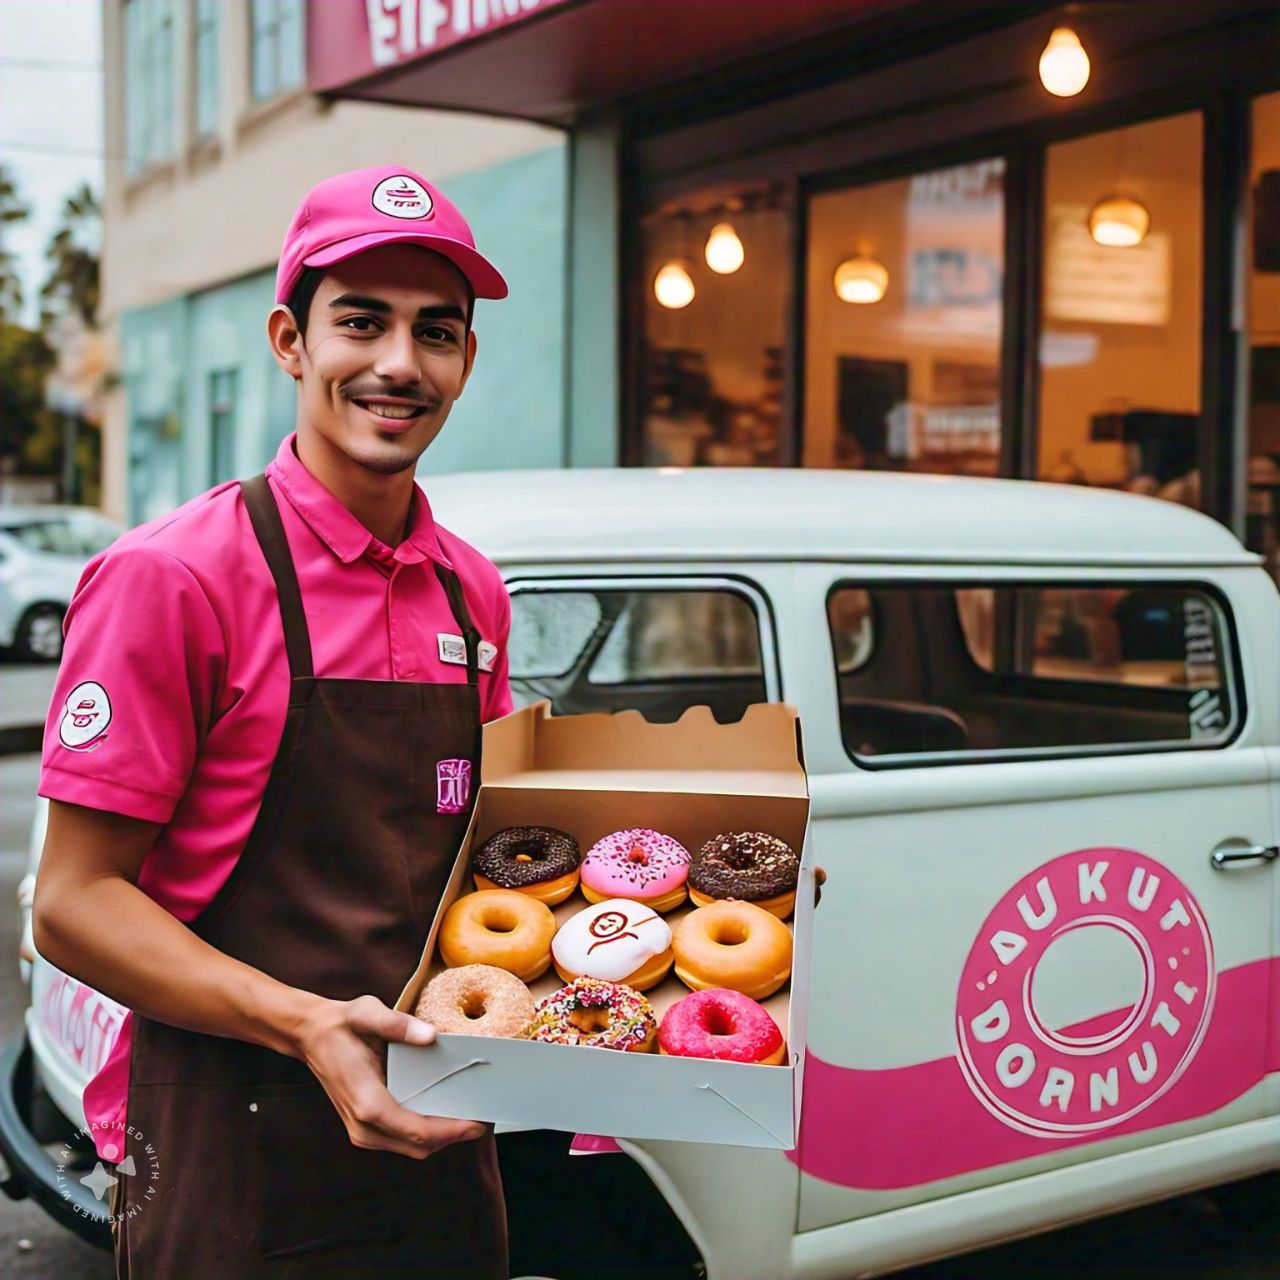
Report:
654,261,696,309
833,255,889,305
705,222,745,274
1088,194,1150,247
1088,127,1149,247
1039,26,1090,97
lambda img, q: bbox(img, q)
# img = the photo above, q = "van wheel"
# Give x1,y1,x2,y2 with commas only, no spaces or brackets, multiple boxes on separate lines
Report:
14,604,65,662
501,1130,704,1280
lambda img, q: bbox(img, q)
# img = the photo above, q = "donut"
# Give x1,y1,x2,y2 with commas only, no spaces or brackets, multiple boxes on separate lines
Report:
551,898,674,992
689,832,800,919
437,889,556,983
658,988,786,1065
524,978,657,1052
671,900,792,999
415,964,534,1039
472,825,581,905
580,828,691,913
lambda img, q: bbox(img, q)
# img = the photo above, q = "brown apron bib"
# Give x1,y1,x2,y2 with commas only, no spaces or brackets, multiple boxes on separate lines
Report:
113,475,507,1279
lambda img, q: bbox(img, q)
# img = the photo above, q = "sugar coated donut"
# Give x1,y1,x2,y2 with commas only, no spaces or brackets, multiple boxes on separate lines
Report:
689,831,800,919
472,825,581,905
438,889,555,983
672,900,792,999
659,988,786,1065
581,828,691,913
524,978,657,1052
551,898,673,992
415,964,534,1039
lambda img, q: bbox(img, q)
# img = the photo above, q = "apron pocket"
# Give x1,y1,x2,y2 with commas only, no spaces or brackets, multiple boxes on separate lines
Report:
253,1082,419,1260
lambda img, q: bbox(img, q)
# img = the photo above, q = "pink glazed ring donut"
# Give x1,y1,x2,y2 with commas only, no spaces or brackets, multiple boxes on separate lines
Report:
658,988,786,1065
581,827,691,913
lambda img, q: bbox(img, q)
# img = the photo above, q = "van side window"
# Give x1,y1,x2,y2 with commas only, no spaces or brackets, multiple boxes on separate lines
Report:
827,582,1238,764
510,586,768,723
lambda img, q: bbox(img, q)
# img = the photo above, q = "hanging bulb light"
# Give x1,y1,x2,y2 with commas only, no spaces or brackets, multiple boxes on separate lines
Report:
1088,194,1150,247
654,261,696,309
833,255,889,304
704,222,745,274
1039,26,1090,97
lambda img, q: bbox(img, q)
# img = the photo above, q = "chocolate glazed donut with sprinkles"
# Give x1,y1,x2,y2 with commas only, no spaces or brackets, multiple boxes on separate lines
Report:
472,825,581,905
524,977,658,1052
689,831,800,919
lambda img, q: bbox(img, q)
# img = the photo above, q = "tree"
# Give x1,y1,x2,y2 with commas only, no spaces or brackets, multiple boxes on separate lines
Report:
0,165,31,324
40,183,100,330
0,322,55,467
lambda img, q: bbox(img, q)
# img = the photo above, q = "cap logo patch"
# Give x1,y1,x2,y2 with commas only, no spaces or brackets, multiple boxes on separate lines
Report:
371,175,433,220
58,681,112,752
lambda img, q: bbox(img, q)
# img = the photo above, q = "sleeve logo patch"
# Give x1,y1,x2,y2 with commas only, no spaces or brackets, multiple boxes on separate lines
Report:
58,681,112,752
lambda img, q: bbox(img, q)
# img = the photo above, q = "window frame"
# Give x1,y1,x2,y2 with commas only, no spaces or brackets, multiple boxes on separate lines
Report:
249,0,305,103
192,0,220,140
505,572,784,704
619,3,1280,537
825,575,1246,770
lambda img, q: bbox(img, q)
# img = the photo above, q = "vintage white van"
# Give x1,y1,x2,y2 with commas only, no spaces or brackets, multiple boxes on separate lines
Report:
4,467,1278,1279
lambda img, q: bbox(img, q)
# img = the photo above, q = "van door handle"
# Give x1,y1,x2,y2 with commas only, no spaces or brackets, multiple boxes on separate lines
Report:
1210,844,1280,870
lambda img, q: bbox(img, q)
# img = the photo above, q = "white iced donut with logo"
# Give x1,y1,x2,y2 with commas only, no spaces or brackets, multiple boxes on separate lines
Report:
955,846,1215,1139
551,898,674,992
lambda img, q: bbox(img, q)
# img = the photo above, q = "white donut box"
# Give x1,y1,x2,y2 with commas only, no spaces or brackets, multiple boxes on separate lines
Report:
389,698,815,1150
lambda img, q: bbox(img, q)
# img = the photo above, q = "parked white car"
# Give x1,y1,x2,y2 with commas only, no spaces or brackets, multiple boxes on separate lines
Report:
5,468,1278,1277
0,507,124,661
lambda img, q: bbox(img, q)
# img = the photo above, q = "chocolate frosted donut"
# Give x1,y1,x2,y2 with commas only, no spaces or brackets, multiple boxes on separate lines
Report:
472,825,582,906
689,832,800,919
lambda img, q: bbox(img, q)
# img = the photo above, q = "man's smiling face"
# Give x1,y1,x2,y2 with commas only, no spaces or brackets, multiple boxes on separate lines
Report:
291,242,476,476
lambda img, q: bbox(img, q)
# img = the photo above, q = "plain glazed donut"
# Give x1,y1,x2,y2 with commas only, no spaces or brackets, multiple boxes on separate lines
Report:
472,825,581,905
671,900,792,999
415,964,534,1039
551,898,674,992
437,889,555,983
581,828,691,913
524,978,657,1052
658,988,786,1065
689,831,800,919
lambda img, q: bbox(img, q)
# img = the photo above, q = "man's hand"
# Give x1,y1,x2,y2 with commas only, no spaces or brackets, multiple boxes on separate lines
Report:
293,993,487,1160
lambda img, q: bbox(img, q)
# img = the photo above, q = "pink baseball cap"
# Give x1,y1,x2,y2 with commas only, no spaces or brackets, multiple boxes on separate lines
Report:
275,165,508,305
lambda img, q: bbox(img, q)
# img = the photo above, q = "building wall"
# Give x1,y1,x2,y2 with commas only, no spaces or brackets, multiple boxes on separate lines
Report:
101,0,568,522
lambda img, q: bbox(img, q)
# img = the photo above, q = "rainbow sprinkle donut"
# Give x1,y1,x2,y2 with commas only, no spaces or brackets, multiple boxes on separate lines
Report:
581,827,691,913
524,978,657,1052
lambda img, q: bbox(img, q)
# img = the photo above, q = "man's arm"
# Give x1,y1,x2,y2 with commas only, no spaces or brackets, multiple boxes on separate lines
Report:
34,799,483,1160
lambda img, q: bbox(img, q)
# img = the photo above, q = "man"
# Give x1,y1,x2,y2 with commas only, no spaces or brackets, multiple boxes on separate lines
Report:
34,167,512,1278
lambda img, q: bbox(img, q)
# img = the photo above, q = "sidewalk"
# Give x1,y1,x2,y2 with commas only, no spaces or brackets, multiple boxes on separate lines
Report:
0,664,56,755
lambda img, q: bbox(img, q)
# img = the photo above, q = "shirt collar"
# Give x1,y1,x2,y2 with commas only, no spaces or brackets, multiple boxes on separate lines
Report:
265,433,453,571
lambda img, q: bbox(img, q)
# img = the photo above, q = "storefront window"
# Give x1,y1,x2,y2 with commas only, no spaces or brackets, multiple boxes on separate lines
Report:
1246,92,1280,580
1037,113,1203,502
805,159,1005,475
637,186,788,466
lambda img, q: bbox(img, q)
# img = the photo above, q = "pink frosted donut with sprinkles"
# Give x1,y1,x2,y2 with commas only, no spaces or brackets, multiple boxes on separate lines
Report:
581,827,691,913
523,977,657,1052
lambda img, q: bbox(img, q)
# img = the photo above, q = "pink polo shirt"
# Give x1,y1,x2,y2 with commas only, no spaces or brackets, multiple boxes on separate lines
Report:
39,433,512,1157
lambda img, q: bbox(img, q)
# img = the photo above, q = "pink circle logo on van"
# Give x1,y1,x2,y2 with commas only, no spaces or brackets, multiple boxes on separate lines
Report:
955,848,1215,1139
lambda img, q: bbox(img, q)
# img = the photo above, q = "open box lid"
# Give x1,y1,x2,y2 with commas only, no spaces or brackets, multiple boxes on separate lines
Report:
480,701,809,798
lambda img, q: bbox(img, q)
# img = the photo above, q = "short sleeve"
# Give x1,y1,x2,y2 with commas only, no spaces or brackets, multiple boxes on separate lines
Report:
482,576,513,723
39,544,225,824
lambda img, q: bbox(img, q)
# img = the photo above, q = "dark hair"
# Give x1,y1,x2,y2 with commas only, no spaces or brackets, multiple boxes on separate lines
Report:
286,262,476,340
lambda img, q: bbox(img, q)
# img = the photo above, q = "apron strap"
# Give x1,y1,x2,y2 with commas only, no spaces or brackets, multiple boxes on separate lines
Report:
240,474,315,680
433,562,481,687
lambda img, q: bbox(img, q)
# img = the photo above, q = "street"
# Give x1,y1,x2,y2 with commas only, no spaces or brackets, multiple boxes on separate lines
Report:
0,664,1278,1277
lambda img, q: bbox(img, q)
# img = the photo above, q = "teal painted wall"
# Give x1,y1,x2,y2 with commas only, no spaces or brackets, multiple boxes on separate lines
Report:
122,142,574,520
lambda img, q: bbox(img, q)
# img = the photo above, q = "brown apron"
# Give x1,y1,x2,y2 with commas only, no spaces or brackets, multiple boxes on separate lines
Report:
112,474,507,1279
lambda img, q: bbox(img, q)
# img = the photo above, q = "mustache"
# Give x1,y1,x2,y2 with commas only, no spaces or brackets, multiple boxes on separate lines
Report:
340,381,442,410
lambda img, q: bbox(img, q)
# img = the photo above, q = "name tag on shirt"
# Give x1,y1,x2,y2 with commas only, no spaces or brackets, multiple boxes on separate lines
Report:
438,633,497,672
